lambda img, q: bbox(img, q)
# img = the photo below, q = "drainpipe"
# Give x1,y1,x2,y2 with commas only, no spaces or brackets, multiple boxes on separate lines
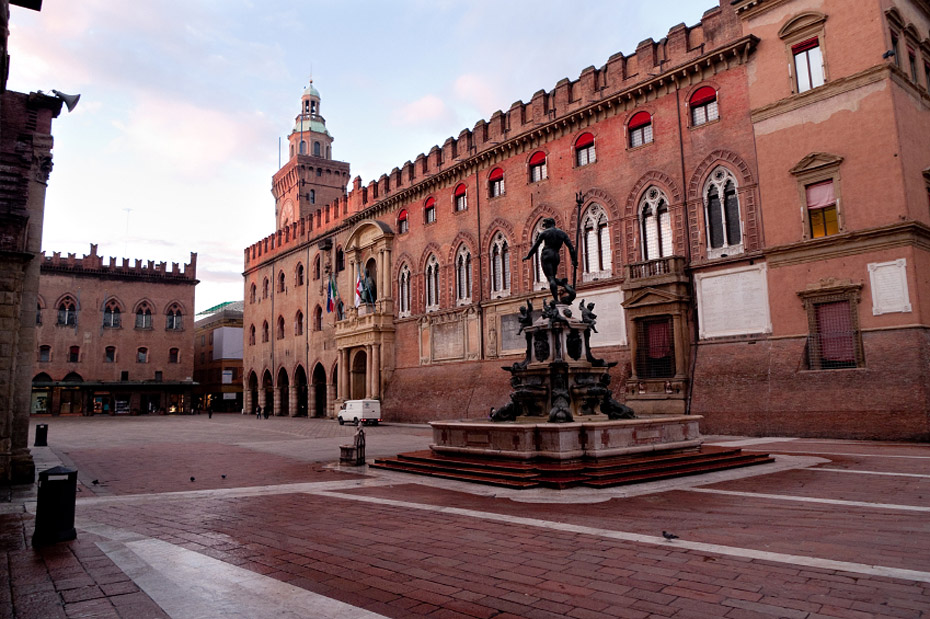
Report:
675,81,698,416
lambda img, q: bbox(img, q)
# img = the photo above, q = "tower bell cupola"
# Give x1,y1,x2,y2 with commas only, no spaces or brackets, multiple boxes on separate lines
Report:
288,80,333,161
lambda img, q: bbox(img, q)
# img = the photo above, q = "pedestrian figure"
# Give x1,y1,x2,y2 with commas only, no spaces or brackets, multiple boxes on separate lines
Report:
255,405,262,419
207,409,213,419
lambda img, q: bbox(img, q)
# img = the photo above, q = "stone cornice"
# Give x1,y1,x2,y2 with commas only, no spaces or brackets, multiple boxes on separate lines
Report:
750,64,889,124
765,221,930,268
731,0,795,20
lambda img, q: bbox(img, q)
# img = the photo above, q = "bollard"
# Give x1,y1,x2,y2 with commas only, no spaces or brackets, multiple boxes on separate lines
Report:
32,466,77,548
34,424,48,447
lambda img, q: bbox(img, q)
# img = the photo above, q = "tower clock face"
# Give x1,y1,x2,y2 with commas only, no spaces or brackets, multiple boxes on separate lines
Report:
280,200,295,226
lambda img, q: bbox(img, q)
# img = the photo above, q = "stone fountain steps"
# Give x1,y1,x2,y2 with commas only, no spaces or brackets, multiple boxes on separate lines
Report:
370,446,774,490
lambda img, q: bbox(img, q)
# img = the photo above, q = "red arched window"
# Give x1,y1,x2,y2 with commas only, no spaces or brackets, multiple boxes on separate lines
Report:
424,197,436,224
629,112,653,147
488,167,504,197
690,87,718,126
398,209,408,234
529,151,547,182
453,183,467,211
575,132,595,166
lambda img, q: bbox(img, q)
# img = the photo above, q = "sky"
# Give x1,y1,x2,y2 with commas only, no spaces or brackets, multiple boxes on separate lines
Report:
8,0,712,313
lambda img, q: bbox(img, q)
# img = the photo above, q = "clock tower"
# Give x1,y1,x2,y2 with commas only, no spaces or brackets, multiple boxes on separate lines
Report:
272,81,351,230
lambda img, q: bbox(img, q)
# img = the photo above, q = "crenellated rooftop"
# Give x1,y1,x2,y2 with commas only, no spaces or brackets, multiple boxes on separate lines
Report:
245,1,751,270
42,244,198,281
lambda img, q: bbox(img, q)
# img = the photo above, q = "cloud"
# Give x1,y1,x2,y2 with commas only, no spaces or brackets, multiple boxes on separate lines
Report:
393,94,455,130
453,73,501,117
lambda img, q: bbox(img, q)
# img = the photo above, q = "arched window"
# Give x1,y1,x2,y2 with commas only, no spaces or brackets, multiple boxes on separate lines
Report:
314,306,323,331
424,197,436,224
36,302,42,325
425,255,440,311
398,209,409,234
136,347,148,363
278,271,286,293
296,263,304,286
104,346,115,363
103,299,121,328
249,325,256,346
39,345,51,362
313,141,321,157
335,247,345,272
704,167,742,257
166,304,183,330
169,348,179,364
454,183,467,212
398,264,412,318
489,168,505,197
455,246,472,305
528,151,547,182
575,133,596,166
310,189,316,204
629,111,653,148
276,316,285,339
531,219,549,289
581,204,612,281
295,310,304,335
250,283,256,303
69,346,80,363
135,302,153,329
313,255,321,280
690,87,719,126
640,187,672,260
262,278,269,298
57,297,77,326
262,321,269,343
490,232,511,297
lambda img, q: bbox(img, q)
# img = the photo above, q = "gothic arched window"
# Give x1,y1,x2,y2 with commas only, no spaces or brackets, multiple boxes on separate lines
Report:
581,204,612,281
103,299,121,328
425,255,440,311
398,265,411,318
57,297,77,326
455,245,472,305
135,302,153,329
704,166,742,258
166,304,183,331
640,187,672,261
490,233,511,297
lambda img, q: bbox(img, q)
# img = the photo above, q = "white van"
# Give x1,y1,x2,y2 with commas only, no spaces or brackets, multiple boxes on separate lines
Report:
337,399,382,426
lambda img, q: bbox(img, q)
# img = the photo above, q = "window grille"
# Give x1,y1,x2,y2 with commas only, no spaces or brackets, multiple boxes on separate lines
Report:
635,318,675,378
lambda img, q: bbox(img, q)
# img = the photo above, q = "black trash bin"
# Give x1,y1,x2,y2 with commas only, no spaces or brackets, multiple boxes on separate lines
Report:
34,424,48,447
32,466,77,548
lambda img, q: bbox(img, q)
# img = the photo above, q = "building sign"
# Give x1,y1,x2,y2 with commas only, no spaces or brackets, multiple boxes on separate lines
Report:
695,264,771,339
868,259,911,315
581,288,627,347
222,369,233,384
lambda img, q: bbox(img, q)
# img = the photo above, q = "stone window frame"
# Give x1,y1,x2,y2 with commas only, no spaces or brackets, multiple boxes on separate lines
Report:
703,166,743,258
249,324,256,346
797,279,864,371
38,345,51,363
580,203,612,281
425,254,440,312
528,151,548,183
790,153,844,241
102,298,122,329
57,296,78,327
136,347,148,364
105,346,116,363
262,320,269,343
249,283,257,304
276,315,285,340
295,310,304,336
165,304,184,331
489,232,511,298
639,186,672,261
488,167,505,198
398,264,412,318
296,263,305,286
454,244,473,306
169,348,180,364
779,12,828,95
453,183,468,213
574,132,596,168
627,110,654,149
688,86,720,128
134,301,153,330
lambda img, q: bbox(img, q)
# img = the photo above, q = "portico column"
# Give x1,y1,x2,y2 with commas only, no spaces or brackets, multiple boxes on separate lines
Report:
338,348,349,400
243,386,252,415
289,385,297,417
372,343,381,399
326,382,336,417
308,384,317,417
365,344,373,398
273,386,281,416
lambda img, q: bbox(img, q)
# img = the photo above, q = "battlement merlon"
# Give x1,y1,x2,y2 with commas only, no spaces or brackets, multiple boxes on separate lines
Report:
41,244,198,281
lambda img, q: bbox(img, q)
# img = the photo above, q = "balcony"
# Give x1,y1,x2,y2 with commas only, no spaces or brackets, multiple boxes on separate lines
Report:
623,256,687,291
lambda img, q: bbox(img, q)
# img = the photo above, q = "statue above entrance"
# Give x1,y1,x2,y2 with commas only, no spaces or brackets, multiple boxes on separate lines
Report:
523,218,578,305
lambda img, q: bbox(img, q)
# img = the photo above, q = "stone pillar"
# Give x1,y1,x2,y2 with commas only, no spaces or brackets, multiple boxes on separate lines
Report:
273,386,281,416
288,385,297,417
372,343,381,399
366,345,373,398
308,384,317,418
243,386,252,415
326,382,336,417
338,348,349,400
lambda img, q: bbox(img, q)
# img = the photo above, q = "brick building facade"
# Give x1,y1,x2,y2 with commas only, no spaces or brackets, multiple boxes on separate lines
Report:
243,0,930,440
193,301,244,414
33,245,197,416
0,0,61,482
